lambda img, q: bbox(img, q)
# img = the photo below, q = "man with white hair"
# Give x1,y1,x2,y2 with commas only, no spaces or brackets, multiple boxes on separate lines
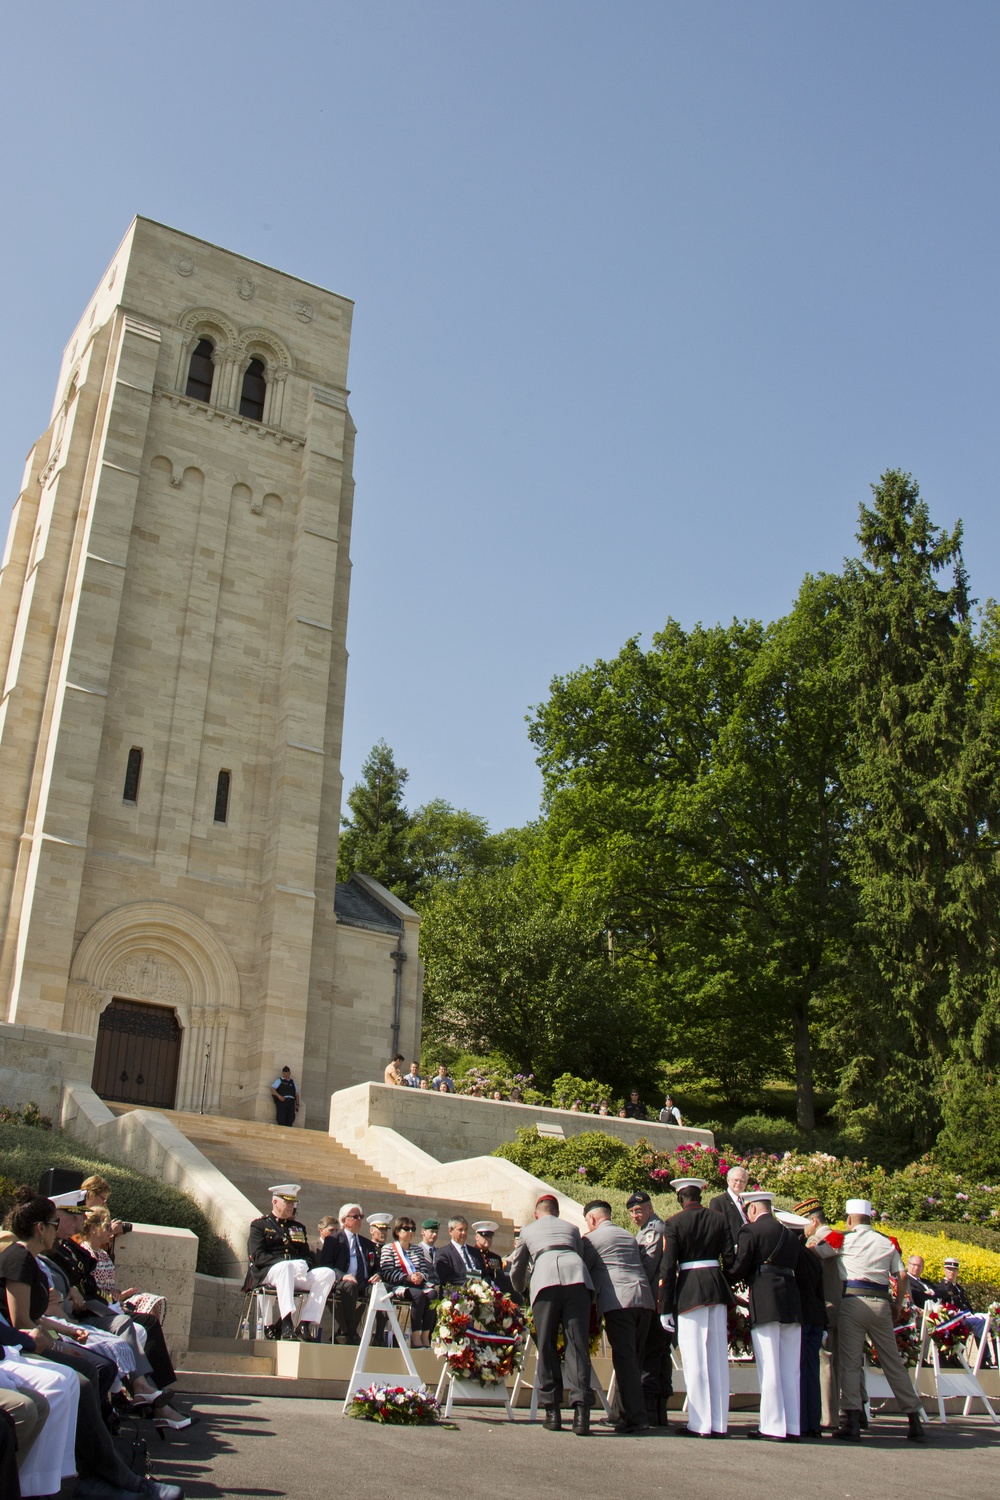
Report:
708,1165,749,1250
813,1199,924,1443
317,1204,381,1343
246,1184,336,1341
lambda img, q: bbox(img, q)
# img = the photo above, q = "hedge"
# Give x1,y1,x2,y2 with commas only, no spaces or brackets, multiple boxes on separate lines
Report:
0,1121,229,1275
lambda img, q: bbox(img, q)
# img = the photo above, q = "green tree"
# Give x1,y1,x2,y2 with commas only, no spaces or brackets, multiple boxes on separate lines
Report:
338,740,417,901
529,574,856,1126
837,471,1000,1151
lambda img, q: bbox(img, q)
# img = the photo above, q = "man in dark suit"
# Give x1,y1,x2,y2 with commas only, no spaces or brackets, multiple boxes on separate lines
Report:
732,1192,803,1441
433,1216,487,1286
317,1202,382,1343
708,1165,748,1250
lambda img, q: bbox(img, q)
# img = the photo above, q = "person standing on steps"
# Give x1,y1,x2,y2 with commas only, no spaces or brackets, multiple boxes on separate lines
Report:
269,1067,300,1126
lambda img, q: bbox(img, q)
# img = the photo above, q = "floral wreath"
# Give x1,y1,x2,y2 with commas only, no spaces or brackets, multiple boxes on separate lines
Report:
346,1383,440,1425
432,1276,526,1386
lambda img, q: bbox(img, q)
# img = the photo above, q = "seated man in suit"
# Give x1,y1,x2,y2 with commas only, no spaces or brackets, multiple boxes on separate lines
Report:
317,1203,381,1343
905,1253,938,1310
433,1216,487,1286
708,1165,749,1250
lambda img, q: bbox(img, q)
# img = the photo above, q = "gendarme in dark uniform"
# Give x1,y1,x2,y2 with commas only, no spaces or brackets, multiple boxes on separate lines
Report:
247,1183,336,1340
627,1191,673,1425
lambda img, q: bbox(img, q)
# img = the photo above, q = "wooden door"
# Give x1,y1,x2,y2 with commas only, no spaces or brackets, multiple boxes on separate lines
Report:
92,998,182,1109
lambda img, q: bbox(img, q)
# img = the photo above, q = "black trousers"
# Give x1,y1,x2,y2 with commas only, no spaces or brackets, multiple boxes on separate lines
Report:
532,1285,593,1409
46,1340,117,1404
335,1282,368,1343
0,1409,18,1500
604,1308,650,1425
73,1370,144,1488
641,1310,674,1398
274,1097,296,1126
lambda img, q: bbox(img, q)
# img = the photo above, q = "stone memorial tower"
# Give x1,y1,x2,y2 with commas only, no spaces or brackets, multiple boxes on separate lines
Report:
0,218,421,1123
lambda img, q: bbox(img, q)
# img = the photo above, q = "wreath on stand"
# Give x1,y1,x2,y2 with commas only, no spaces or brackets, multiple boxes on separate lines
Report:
432,1276,527,1386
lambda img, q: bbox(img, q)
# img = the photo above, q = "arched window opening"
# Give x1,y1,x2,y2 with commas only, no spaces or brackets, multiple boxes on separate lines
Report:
239,358,266,422
214,769,231,825
123,747,143,804
185,338,215,403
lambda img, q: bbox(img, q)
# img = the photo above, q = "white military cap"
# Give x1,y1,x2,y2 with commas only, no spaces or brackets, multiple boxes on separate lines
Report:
51,1189,87,1210
775,1211,812,1229
268,1183,301,1201
669,1177,707,1191
367,1212,393,1228
472,1220,498,1235
742,1191,774,1206
845,1198,873,1216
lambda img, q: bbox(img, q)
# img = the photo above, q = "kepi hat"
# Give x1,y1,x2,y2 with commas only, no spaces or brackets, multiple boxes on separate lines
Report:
268,1183,300,1202
943,1257,960,1269
845,1198,873,1217
794,1198,824,1218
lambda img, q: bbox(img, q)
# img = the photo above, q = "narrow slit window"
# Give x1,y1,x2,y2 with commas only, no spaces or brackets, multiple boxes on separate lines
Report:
123,748,142,804
239,358,266,421
214,769,231,824
185,338,215,403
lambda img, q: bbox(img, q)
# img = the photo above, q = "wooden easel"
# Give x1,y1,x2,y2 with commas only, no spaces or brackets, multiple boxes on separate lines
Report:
340,1283,424,1416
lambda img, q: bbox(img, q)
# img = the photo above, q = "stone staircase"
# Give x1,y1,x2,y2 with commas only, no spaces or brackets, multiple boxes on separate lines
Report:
113,1106,517,1250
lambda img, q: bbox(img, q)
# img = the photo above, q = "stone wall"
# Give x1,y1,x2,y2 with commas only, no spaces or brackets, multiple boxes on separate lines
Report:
360,1082,714,1161
0,1020,95,1118
113,1223,198,1361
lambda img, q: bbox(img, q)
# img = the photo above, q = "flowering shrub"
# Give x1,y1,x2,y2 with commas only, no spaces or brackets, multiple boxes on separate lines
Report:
456,1065,546,1102
0,1103,52,1130
432,1277,526,1386
346,1383,440,1424
744,1149,1000,1227
549,1074,620,1113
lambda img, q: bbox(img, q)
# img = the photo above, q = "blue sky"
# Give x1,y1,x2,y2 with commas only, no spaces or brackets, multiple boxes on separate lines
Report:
2,3,997,830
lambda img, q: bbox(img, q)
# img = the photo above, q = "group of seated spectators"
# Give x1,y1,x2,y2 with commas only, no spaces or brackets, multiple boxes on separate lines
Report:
1,1177,187,1500
383,1059,686,1125
247,1187,509,1347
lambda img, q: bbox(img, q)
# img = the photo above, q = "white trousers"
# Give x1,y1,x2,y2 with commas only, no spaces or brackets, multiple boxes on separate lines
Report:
677,1304,730,1434
1,1353,80,1498
262,1259,337,1323
752,1321,801,1437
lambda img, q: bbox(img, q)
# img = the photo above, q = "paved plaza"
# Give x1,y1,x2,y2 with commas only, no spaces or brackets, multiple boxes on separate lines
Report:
140,1396,999,1500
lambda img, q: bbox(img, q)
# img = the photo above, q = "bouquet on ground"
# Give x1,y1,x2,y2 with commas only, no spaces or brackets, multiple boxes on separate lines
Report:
346,1383,441,1424
432,1277,526,1386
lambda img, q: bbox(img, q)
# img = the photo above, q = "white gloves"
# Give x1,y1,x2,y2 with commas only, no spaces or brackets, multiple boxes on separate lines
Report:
660,1314,675,1333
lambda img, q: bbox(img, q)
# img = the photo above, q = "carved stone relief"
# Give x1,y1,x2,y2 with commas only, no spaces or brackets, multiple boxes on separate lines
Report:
106,953,186,1003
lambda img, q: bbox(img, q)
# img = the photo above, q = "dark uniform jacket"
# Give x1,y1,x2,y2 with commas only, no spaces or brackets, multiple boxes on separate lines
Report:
708,1191,747,1250
794,1243,827,1328
48,1237,105,1308
247,1213,315,1287
433,1240,487,1287
907,1273,937,1310
660,1204,735,1317
733,1215,802,1327
933,1278,973,1312
479,1246,510,1292
316,1229,380,1286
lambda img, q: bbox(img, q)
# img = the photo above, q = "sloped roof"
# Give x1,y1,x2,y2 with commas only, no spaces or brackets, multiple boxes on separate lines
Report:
334,876,404,933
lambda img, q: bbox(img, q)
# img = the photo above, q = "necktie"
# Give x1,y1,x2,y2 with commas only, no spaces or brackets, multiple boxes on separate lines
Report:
349,1234,360,1278
462,1245,474,1271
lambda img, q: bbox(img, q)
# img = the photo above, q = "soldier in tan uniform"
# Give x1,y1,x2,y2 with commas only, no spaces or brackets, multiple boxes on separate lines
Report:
814,1198,924,1443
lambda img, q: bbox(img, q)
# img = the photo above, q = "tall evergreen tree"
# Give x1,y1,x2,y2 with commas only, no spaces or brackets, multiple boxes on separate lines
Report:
838,471,1000,1151
337,740,416,901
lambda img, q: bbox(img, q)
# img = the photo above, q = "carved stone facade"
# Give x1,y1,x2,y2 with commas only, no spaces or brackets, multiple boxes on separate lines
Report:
0,218,422,1122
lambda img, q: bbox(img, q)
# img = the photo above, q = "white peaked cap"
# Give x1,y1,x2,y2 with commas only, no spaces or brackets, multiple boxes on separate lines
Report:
845,1198,873,1216
669,1177,707,1191
51,1190,86,1209
742,1191,774,1205
367,1212,393,1227
472,1221,498,1234
269,1183,301,1199
776,1211,812,1229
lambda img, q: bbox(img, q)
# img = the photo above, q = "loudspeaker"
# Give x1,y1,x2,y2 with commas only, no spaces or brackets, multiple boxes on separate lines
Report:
38,1167,84,1198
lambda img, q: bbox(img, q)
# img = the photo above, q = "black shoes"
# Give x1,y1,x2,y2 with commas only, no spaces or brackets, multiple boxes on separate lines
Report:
294,1321,319,1342
656,1396,671,1428
907,1413,926,1443
542,1406,562,1431
833,1411,861,1442
613,1417,650,1435
572,1403,590,1436
263,1320,281,1340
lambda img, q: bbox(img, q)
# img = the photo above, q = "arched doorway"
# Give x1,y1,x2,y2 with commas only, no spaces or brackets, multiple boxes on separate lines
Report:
92,998,182,1108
